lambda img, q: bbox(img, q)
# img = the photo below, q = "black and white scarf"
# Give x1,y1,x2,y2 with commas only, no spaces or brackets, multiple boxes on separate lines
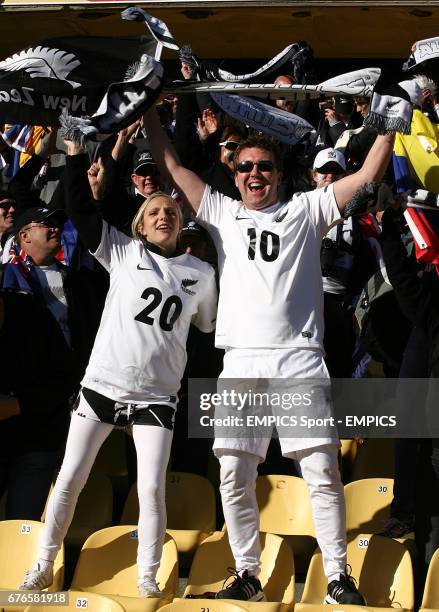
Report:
364,78,421,134
406,189,439,210
178,42,307,83
210,93,314,145
403,37,439,71
122,7,180,57
168,68,381,102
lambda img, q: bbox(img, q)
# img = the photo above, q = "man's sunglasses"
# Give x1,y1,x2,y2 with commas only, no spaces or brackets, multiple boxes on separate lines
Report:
219,140,240,152
236,160,275,174
0,200,14,209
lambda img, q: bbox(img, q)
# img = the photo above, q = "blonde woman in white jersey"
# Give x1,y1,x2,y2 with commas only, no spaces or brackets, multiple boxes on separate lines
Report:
19,143,217,597
143,106,395,604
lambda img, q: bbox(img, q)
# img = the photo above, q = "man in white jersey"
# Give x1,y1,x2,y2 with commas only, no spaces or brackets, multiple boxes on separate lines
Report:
144,106,395,604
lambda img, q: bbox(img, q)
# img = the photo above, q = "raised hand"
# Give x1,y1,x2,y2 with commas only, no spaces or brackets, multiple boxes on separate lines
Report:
87,158,106,201
197,108,218,142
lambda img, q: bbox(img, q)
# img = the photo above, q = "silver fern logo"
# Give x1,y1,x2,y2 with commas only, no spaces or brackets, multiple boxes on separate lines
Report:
0,46,81,89
181,278,198,295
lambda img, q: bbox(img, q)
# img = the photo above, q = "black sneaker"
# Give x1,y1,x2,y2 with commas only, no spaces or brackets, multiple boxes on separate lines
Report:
215,567,267,602
325,566,366,605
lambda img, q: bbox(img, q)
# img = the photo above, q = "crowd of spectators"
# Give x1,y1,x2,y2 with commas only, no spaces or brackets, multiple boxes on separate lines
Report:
1,48,439,598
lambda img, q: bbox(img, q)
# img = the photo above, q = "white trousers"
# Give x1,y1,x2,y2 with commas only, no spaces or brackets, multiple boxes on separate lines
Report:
217,443,346,582
39,412,173,580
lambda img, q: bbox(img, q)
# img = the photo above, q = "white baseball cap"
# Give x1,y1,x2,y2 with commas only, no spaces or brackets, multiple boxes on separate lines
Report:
313,148,346,172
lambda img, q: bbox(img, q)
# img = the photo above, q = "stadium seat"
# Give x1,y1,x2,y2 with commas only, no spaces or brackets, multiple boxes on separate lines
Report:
182,530,295,611
345,478,394,534
121,472,216,555
297,533,414,612
24,591,126,612
0,520,64,611
70,526,178,612
350,440,395,481
420,547,439,612
93,429,129,483
160,601,248,611
256,474,315,575
92,429,130,519
42,472,113,551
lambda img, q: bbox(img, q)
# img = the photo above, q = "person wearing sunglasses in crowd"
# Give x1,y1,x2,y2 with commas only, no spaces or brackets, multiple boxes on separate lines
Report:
198,124,248,200
1,207,102,521
143,104,395,604
0,191,16,263
18,143,218,597
175,59,247,200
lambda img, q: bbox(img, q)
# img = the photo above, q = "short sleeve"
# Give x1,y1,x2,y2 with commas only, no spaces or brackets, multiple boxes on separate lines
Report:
301,183,341,237
196,185,236,230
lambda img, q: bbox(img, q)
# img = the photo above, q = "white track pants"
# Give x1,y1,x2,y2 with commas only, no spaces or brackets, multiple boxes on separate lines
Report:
39,412,173,580
218,443,346,582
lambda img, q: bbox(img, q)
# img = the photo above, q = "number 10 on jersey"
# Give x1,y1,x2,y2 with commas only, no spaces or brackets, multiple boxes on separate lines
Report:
247,228,280,262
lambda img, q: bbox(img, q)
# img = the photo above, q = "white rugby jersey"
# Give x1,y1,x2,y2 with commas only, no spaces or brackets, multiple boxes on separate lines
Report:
82,221,217,404
196,185,340,350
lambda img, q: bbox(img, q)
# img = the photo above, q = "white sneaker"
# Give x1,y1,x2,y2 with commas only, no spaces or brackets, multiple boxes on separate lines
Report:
19,562,53,591
138,577,163,598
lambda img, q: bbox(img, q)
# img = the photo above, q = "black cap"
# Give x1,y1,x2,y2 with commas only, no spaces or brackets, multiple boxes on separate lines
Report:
13,207,67,235
179,220,209,242
133,151,157,174
334,96,354,114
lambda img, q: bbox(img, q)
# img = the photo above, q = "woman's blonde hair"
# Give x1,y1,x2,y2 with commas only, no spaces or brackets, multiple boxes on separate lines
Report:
131,191,183,240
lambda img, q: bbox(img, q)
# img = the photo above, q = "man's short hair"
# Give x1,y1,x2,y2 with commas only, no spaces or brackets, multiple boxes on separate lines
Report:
221,123,248,143
233,135,283,173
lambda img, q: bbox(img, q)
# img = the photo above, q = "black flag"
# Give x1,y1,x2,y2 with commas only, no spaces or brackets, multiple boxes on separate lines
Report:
0,36,163,137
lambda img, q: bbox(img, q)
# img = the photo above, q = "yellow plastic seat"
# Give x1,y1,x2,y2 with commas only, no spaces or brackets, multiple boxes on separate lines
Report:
420,547,439,612
160,602,248,611
182,530,295,612
92,429,130,511
297,533,414,612
256,475,316,574
24,591,126,612
93,429,129,482
0,520,64,612
70,525,179,612
42,472,113,551
345,478,394,534
121,472,216,555
294,606,376,612
350,440,395,481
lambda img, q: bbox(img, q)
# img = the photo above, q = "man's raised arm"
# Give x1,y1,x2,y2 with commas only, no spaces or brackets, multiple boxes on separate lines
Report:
333,133,395,215
143,107,206,213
